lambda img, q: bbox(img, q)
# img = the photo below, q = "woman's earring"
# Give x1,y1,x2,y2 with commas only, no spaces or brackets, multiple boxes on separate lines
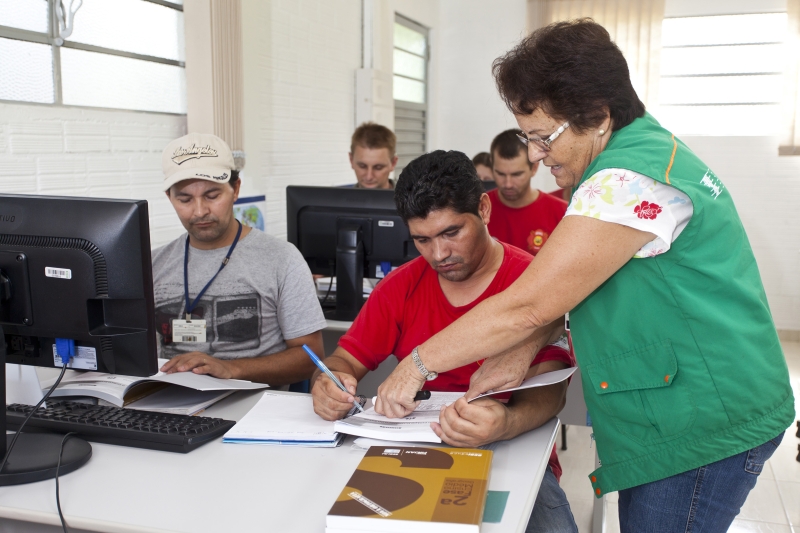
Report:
598,129,606,136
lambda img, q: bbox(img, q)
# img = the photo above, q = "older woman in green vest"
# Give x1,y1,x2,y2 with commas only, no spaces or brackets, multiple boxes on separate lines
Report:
375,19,795,532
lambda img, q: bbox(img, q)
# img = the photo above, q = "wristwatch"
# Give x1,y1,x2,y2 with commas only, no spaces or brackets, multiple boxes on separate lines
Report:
411,346,438,381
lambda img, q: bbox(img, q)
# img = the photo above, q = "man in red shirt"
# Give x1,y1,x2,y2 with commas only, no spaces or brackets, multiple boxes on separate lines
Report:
488,129,568,255
312,150,578,533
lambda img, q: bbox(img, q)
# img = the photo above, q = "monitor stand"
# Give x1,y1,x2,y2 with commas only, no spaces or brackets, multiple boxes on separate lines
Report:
325,224,365,322
0,332,92,486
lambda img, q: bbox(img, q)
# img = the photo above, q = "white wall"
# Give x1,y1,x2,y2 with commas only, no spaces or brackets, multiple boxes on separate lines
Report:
0,102,186,247
240,0,362,237
433,0,527,155
658,0,798,330
432,0,558,192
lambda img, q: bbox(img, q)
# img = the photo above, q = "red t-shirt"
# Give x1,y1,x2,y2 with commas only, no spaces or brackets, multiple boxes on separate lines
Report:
339,241,574,480
487,189,568,255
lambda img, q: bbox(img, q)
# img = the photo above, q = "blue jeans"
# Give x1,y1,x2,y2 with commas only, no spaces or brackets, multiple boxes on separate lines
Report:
618,433,784,532
526,466,579,533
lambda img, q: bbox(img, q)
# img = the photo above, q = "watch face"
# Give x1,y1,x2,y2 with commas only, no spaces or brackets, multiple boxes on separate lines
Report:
426,372,438,381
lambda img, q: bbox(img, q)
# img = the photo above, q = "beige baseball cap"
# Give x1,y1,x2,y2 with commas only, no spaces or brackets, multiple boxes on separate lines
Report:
161,133,235,191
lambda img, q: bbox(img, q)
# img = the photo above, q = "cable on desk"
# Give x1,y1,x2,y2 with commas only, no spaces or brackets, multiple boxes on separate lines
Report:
56,432,76,533
1,339,75,531
319,264,335,305
0,363,69,474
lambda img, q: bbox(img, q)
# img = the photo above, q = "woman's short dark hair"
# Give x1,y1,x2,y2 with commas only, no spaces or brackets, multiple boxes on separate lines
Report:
395,150,484,223
493,18,645,133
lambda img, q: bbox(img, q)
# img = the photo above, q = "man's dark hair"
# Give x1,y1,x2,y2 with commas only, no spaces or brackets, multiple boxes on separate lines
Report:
490,129,531,166
493,18,645,133
472,152,492,168
394,150,484,223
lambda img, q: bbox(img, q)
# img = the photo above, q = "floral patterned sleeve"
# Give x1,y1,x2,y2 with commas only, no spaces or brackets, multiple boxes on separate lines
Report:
564,168,694,258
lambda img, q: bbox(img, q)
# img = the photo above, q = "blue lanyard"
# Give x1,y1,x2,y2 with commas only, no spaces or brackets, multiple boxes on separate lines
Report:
183,220,243,320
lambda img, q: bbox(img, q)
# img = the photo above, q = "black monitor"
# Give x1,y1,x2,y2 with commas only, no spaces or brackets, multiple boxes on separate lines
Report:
286,186,420,321
0,194,158,484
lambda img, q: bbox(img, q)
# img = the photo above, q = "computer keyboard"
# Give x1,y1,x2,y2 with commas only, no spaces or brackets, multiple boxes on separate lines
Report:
6,401,237,453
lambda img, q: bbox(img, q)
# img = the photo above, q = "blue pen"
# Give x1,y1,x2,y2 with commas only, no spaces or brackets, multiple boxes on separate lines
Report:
302,344,364,413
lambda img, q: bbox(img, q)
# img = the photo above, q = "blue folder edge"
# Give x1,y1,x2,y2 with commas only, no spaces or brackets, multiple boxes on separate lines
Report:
483,490,510,523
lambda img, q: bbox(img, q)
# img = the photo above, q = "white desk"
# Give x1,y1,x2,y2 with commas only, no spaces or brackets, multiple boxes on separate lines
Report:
0,390,559,533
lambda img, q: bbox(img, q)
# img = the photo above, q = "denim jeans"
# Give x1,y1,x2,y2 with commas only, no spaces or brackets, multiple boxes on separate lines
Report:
618,432,784,532
526,466,579,533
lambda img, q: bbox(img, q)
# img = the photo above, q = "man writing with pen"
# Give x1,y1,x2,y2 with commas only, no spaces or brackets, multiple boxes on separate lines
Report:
311,151,578,533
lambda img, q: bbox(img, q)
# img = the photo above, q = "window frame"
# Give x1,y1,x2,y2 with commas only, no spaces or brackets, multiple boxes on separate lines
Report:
658,12,786,134
0,0,185,113
393,13,429,175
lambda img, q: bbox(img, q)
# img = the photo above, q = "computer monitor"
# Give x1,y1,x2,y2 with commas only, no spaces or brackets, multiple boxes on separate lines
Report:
0,194,158,485
286,186,420,321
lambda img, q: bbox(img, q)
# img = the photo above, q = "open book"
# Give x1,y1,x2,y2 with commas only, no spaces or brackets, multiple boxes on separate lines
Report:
334,367,576,442
47,359,269,415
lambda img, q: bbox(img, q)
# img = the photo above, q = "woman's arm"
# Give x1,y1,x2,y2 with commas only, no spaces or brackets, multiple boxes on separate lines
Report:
375,215,655,418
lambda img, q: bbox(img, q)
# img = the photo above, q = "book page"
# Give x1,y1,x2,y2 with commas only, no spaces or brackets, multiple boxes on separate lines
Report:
223,392,337,442
470,366,577,401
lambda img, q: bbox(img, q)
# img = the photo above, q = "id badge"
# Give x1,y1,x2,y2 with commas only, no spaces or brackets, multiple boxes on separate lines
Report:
172,319,207,343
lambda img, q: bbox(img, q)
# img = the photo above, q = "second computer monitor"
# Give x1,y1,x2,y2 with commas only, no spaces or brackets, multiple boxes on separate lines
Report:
286,186,419,321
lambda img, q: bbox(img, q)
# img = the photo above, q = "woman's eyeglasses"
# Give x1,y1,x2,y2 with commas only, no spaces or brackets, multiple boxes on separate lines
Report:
516,121,570,152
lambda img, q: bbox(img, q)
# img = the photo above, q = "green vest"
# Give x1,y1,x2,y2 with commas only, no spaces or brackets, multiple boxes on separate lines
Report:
570,113,795,496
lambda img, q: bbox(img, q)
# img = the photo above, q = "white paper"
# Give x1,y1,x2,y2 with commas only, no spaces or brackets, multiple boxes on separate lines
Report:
336,369,577,443
470,367,577,401
5,364,44,406
334,391,462,443
223,392,338,442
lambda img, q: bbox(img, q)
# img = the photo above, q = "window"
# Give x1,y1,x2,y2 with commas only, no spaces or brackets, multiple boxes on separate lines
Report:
393,14,428,174
658,12,787,135
0,0,185,114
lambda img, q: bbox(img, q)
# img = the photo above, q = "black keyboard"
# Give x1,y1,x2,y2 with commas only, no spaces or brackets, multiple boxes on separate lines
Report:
6,401,237,453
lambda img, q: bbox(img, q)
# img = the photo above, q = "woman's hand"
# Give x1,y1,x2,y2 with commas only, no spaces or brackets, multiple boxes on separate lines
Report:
465,348,534,400
374,356,426,418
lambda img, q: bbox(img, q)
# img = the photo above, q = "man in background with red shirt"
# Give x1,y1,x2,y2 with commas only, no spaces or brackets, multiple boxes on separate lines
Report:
312,150,578,533
488,129,568,255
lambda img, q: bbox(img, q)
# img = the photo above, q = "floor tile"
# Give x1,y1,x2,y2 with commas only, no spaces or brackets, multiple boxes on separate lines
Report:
605,501,621,533
770,438,800,483
568,497,593,533
776,480,800,527
728,518,793,532
738,475,790,524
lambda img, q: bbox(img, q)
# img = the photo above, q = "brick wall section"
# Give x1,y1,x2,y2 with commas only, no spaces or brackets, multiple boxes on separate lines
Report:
0,102,187,248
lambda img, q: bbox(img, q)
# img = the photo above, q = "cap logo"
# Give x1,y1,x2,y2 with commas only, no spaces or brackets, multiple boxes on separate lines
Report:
195,172,229,182
172,144,219,165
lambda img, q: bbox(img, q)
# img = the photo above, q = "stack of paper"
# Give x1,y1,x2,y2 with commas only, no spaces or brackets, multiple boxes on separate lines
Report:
334,392,460,443
223,392,343,447
334,367,577,443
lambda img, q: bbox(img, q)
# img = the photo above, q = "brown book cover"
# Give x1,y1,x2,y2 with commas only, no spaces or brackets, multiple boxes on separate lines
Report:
326,446,492,533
